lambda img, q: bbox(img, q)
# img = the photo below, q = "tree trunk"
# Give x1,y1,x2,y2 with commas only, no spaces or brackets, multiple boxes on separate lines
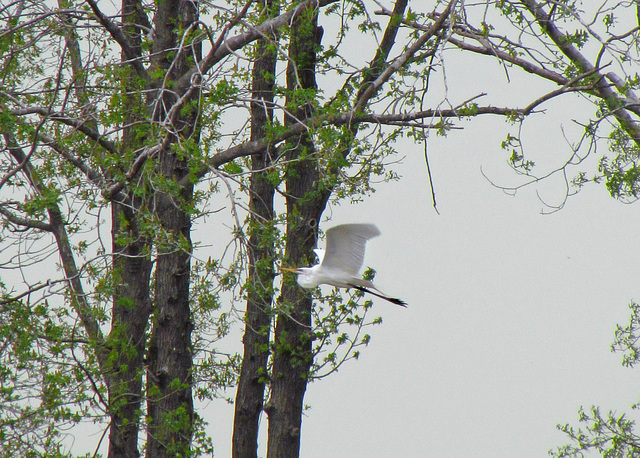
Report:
107,2,152,456
233,1,278,456
146,173,195,457
108,200,152,458
145,0,199,456
266,215,322,458
266,8,328,457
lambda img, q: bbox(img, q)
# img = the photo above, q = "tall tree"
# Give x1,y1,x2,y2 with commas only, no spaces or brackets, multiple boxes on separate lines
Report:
144,0,201,454
232,1,279,456
107,0,153,455
265,5,327,456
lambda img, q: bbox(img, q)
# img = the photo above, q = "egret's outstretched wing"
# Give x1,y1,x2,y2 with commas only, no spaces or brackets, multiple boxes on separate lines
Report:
320,224,380,275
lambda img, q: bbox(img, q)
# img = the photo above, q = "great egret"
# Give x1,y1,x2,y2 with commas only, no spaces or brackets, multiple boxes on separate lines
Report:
280,223,407,307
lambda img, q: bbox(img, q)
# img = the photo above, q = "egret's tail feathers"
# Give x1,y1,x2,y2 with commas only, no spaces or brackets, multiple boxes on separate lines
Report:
350,285,407,307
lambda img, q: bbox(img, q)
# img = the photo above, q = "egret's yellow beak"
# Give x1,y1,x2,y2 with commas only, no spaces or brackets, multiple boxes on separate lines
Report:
279,267,297,273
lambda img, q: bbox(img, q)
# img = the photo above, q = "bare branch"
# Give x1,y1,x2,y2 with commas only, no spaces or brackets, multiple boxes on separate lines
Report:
0,203,52,231
0,279,68,305
8,105,119,156
445,35,568,85
84,0,149,80
521,0,640,143
375,6,569,85
187,100,536,183
520,66,605,115
354,0,458,111
3,134,105,353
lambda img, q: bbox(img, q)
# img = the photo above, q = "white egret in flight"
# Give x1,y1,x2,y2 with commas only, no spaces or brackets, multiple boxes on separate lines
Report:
280,223,407,307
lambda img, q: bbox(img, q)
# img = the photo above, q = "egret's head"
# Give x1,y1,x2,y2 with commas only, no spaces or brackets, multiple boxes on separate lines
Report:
279,266,319,288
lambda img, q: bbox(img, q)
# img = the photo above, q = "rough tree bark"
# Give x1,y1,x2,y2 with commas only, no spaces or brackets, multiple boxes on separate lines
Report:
266,7,329,457
108,200,152,458
145,0,200,456
232,2,279,457
106,1,153,456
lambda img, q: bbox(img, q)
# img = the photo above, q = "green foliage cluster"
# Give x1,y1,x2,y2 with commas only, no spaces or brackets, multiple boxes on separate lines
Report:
310,268,383,379
551,302,640,457
600,129,640,200
0,289,102,456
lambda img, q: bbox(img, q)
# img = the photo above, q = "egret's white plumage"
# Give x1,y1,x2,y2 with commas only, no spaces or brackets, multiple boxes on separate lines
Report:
312,248,325,264
281,224,407,307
